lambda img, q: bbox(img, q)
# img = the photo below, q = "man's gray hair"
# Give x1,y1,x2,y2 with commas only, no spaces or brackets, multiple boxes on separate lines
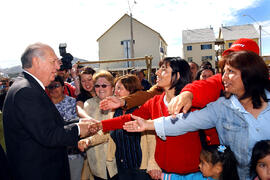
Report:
21,43,47,69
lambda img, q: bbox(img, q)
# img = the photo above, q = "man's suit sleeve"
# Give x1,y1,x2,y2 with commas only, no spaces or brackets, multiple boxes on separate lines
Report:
14,87,79,147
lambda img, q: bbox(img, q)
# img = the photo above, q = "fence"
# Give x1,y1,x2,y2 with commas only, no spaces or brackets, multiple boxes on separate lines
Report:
77,56,153,81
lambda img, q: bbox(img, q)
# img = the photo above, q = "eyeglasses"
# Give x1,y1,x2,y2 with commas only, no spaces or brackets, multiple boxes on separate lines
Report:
47,83,62,90
94,84,111,88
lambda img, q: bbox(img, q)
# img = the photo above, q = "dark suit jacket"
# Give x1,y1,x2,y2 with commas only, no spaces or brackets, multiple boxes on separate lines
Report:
3,72,79,180
0,143,12,180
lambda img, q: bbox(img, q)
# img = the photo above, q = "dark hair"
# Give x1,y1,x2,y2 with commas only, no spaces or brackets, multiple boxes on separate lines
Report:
250,140,270,178
79,66,96,94
139,69,145,77
114,74,142,94
189,61,199,69
201,145,239,180
219,51,270,108
195,67,215,80
200,61,212,69
159,57,192,96
80,66,96,76
53,75,64,86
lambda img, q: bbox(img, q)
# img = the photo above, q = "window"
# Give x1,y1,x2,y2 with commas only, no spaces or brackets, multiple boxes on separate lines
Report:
121,40,131,59
121,40,135,67
160,47,164,53
187,57,193,62
202,56,212,61
201,44,212,50
187,46,192,51
228,43,233,48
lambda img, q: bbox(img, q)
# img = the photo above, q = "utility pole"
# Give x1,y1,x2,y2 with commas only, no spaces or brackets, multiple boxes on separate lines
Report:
128,0,136,68
130,12,135,67
259,25,262,56
243,14,262,56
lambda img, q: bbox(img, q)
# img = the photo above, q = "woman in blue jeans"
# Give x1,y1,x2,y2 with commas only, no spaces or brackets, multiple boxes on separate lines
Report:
123,50,270,180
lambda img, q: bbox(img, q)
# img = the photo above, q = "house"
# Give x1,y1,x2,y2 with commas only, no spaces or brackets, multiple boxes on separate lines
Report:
182,28,216,68
97,14,167,71
262,56,270,66
217,24,259,55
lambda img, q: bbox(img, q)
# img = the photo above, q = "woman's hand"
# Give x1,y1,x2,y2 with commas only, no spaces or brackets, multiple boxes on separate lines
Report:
168,91,193,117
78,139,91,152
148,169,162,180
70,63,78,79
99,96,125,110
88,122,102,134
123,115,154,132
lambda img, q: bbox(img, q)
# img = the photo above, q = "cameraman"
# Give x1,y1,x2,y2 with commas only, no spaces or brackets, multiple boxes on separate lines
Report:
57,43,80,98
57,60,78,98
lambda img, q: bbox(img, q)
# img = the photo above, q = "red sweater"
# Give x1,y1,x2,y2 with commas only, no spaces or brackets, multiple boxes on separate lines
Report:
181,74,224,108
63,82,76,98
182,73,270,106
102,93,203,174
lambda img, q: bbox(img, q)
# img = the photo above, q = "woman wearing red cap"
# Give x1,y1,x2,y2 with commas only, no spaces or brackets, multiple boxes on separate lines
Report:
124,50,270,180
168,38,261,115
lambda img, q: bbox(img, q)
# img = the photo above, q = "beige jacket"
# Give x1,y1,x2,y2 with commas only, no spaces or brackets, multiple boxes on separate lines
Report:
88,122,161,172
83,97,117,179
106,131,161,172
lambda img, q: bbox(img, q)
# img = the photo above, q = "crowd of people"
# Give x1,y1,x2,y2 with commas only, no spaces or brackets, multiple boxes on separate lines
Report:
0,38,269,180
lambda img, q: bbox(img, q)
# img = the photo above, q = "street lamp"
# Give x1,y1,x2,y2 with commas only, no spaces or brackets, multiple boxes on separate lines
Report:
243,14,262,56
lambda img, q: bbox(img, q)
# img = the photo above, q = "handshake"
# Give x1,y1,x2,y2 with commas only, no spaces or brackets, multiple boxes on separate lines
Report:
78,118,103,138
77,120,104,152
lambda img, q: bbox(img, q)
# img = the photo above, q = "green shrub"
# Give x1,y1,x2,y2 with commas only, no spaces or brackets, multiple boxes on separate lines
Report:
0,112,6,151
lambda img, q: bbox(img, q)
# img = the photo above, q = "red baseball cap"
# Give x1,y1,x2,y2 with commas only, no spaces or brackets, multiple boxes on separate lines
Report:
222,38,259,56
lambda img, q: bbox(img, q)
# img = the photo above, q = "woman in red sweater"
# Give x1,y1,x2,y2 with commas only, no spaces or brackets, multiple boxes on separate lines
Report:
92,57,214,179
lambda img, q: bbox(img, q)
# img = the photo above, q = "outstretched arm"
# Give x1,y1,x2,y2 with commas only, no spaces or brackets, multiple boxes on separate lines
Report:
100,85,162,110
124,101,220,140
182,74,223,107
168,74,224,115
123,85,162,110
123,115,155,132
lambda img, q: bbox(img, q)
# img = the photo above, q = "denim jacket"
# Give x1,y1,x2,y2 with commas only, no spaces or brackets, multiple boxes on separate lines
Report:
155,90,270,180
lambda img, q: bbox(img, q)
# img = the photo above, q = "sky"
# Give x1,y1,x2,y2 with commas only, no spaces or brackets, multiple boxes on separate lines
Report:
0,0,270,68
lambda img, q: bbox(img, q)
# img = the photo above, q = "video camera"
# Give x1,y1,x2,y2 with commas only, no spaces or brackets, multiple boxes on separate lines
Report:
59,43,73,71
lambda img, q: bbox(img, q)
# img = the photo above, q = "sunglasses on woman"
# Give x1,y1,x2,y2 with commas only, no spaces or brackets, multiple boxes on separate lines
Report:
94,84,111,88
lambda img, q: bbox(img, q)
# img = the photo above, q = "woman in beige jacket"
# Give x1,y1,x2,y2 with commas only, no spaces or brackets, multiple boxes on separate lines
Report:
81,70,118,180
79,74,160,180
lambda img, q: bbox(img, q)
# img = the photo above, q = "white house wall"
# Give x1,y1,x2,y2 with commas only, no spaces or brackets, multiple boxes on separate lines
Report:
183,42,215,67
98,15,162,70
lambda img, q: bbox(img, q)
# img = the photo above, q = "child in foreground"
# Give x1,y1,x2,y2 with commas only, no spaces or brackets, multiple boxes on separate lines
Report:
162,145,239,180
250,140,270,180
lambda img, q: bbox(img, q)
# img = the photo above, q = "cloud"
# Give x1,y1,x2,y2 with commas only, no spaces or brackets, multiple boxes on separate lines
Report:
0,0,263,68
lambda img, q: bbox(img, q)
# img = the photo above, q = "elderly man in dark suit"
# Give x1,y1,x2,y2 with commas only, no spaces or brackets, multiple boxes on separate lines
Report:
3,43,92,180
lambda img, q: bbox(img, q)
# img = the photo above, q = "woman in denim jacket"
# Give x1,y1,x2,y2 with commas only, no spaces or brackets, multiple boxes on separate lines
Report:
124,50,270,180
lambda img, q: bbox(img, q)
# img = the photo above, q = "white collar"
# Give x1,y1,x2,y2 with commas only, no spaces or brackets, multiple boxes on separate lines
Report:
23,70,45,90
163,94,169,107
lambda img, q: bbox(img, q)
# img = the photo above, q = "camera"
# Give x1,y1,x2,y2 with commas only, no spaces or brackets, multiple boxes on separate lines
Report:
59,43,73,71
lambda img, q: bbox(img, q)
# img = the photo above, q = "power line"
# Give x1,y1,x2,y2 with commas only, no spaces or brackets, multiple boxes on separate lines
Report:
262,29,270,36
